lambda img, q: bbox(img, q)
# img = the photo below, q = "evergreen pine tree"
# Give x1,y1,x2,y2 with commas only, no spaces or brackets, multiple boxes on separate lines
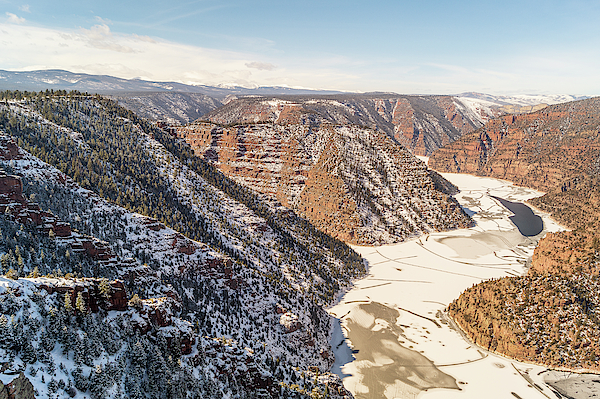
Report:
98,278,112,302
89,364,111,399
72,365,89,392
20,339,37,364
75,291,86,313
0,253,8,273
0,314,10,349
64,291,73,312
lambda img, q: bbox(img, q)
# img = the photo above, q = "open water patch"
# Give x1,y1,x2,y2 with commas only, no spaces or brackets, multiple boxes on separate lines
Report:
491,196,543,236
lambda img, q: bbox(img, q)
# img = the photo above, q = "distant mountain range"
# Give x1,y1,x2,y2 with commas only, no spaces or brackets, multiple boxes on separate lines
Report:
0,69,345,99
455,92,589,106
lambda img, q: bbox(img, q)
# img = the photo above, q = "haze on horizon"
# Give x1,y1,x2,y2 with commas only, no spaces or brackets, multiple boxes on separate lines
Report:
1,0,599,96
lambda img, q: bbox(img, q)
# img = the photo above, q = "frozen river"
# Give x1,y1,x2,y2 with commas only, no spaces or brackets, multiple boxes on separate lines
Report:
329,172,567,399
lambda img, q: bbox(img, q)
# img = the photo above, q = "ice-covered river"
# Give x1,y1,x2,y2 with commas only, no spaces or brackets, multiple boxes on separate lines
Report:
329,172,569,399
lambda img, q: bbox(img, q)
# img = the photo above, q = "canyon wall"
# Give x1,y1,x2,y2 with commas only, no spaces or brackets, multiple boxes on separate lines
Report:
177,100,473,245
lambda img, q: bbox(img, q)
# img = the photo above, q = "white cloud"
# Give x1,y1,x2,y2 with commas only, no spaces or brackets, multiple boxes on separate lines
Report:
131,34,156,44
6,13,25,24
94,16,112,25
79,24,138,53
18,5,30,13
245,62,276,71
0,22,280,88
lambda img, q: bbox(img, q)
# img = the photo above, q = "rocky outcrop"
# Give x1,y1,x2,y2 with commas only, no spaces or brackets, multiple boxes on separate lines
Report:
530,228,600,278
0,171,64,233
280,311,302,334
39,278,128,312
0,136,20,161
0,168,123,263
33,277,195,355
128,296,195,355
5,372,35,399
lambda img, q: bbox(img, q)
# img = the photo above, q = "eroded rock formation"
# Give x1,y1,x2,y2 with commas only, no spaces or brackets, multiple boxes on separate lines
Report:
176,116,472,245
198,94,491,156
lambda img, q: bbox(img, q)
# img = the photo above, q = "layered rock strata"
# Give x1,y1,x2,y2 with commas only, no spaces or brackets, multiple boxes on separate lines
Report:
429,97,600,192
177,115,472,245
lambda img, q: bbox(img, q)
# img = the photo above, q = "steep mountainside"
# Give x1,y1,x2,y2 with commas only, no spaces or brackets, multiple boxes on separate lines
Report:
177,98,472,245
110,92,223,124
0,90,363,398
430,97,600,372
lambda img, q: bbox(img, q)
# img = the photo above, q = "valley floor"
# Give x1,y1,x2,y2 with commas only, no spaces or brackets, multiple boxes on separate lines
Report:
329,172,571,399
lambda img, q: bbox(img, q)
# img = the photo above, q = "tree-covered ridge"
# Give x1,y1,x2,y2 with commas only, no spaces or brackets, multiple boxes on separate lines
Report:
449,269,600,372
0,90,363,398
0,90,364,304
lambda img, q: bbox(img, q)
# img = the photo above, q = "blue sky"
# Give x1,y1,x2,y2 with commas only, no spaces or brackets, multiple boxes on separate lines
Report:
1,0,599,94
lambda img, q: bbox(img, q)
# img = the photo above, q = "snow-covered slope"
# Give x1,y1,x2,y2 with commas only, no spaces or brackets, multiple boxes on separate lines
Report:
110,92,223,125
454,92,590,123
0,92,362,398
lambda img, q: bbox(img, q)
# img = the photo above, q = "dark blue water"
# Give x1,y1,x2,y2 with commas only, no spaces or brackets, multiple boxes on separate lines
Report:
491,196,543,236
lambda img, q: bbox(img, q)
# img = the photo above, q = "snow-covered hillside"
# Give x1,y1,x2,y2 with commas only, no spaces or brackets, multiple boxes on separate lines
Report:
111,92,223,125
0,91,362,398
